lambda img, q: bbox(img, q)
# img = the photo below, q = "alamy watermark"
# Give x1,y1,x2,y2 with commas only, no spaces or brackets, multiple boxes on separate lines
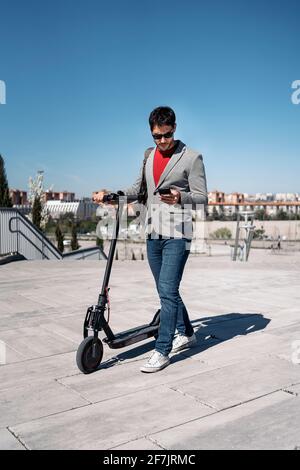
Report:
0,80,6,104
96,200,206,246
0,340,6,365
291,80,300,105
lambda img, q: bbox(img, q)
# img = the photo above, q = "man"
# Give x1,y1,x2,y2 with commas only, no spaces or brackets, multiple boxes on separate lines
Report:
93,106,208,373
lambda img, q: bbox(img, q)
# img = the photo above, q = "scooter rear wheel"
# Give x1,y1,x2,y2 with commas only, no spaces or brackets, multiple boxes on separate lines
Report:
76,336,103,374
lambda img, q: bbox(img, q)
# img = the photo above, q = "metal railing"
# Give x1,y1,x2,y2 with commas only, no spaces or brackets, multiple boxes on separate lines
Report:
232,211,255,261
0,208,107,262
0,208,62,260
63,246,107,260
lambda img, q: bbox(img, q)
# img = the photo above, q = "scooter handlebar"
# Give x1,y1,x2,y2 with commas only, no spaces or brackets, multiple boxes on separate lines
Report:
102,193,118,203
102,193,139,203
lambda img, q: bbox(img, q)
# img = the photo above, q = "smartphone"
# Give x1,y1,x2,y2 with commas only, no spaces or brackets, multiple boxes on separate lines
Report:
158,188,171,195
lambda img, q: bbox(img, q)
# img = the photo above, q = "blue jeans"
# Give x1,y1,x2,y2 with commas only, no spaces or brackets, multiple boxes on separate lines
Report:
146,237,194,356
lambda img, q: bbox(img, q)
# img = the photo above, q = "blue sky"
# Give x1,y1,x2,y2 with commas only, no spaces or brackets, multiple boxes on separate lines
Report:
0,0,299,197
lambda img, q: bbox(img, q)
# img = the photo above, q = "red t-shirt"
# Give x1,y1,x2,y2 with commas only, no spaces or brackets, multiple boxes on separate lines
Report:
153,141,179,186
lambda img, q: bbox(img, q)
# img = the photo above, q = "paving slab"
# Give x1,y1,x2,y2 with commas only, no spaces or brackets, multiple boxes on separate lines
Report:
40,315,84,345
1,344,26,365
0,380,89,427
263,321,300,341
10,386,213,450
165,356,300,410
0,352,79,391
179,329,294,367
258,312,300,331
284,383,300,396
0,307,61,332
0,313,85,334
0,428,25,450
0,326,76,361
150,392,300,450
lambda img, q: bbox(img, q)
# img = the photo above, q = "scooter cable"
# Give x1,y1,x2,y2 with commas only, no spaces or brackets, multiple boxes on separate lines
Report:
105,287,111,324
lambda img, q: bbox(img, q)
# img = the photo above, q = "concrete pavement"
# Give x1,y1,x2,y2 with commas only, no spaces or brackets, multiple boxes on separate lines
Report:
0,248,300,450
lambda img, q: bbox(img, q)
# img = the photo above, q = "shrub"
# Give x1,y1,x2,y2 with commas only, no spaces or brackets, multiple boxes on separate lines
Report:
210,227,232,239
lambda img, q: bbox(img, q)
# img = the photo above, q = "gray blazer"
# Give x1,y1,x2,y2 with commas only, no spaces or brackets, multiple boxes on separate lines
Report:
124,140,208,238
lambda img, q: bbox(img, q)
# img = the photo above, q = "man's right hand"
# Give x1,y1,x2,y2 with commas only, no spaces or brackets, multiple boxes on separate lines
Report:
92,191,106,204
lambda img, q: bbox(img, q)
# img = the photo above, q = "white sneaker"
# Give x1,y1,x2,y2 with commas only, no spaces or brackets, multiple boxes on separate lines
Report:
140,351,170,373
171,332,197,353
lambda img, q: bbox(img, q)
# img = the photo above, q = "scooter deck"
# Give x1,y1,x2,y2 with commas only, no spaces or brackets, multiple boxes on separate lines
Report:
103,323,159,349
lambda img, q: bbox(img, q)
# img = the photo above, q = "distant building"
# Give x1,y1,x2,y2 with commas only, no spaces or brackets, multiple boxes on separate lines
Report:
243,193,255,201
9,189,28,205
255,193,268,201
9,188,97,219
207,190,300,217
46,200,97,220
208,190,225,204
44,190,75,202
225,192,244,204
275,193,298,202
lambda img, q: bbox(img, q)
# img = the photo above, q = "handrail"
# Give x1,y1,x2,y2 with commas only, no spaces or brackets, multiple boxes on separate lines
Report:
9,218,50,259
0,208,62,260
1,208,106,261
63,246,107,260
3,208,61,255
8,216,61,259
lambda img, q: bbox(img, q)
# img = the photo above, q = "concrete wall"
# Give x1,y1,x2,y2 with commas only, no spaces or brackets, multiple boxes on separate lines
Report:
205,220,300,240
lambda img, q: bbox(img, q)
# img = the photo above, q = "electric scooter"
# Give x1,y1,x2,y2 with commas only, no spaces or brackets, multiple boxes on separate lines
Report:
76,193,160,374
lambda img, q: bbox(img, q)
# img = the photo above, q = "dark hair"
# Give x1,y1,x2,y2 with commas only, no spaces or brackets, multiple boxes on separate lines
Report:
149,106,176,131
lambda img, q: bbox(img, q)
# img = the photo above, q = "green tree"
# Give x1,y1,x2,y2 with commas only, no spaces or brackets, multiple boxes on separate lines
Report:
253,228,265,239
32,196,42,230
212,206,220,220
71,222,79,251
0,155,13,207
210,227,232,239
218,211,227,221
59,212,74,224
78,219,98,234
276,209,289,220
45,215,56,233
58,212,75,233
96,236,104,250
255,208,267,220
55,224,64,253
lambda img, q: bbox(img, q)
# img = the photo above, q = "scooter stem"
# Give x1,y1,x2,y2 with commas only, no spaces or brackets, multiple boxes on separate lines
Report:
98,197,124,302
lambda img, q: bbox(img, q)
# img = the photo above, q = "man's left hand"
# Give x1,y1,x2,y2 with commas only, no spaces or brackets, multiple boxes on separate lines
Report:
160,189,181,205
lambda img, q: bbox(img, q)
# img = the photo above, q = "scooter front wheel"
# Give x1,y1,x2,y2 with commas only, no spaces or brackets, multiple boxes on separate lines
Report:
76,336,103,374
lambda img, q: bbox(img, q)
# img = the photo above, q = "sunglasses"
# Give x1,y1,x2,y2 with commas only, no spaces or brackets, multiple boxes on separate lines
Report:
152,130,174,141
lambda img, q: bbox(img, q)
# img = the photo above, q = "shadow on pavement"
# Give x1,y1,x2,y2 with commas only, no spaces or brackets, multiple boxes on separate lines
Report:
98,312,271,370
